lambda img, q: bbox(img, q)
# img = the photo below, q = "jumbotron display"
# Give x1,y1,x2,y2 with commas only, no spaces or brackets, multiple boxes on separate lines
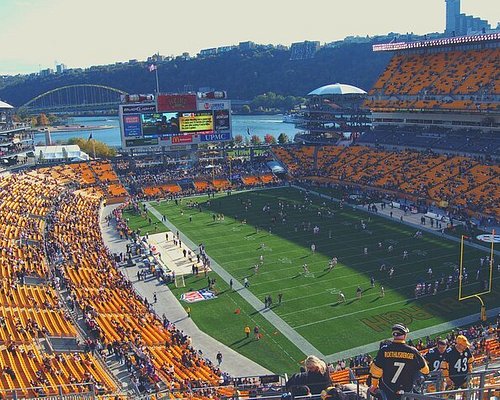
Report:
119,93,232,149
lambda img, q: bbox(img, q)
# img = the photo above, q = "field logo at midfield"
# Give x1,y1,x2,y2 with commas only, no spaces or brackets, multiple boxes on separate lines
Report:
326,288,341,295
279,257,292,264
412,249,428,257
244,235,255,241
476,234,500,243
180,289,217,303
231,227,242,232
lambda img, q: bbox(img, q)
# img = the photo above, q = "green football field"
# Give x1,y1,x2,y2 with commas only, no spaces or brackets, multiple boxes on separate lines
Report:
149,187,499,372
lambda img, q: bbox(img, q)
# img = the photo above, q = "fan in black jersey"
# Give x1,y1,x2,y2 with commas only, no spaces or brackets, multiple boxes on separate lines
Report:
369,324,430,400
441,335,474,389
425,338,448,373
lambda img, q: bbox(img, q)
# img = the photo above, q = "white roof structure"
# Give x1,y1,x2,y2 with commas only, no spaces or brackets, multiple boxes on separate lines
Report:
308,83,367,96
0,100,14,109
34,145,89,162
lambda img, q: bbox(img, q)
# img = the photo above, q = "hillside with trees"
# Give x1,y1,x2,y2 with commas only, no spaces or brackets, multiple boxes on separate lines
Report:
0,43,391,106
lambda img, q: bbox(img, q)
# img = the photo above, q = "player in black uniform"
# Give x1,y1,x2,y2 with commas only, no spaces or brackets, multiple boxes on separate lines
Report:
425,338,448,373
441,335,474,389
369,324,429,400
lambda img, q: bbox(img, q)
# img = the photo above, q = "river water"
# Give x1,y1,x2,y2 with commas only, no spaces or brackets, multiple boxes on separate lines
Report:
33,115,300,147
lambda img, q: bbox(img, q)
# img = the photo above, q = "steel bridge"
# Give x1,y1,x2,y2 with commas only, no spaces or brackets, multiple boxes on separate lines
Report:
20,84,128,115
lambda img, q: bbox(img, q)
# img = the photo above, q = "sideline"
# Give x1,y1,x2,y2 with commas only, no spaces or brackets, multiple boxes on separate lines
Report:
145,201,323,359
100,204,272,376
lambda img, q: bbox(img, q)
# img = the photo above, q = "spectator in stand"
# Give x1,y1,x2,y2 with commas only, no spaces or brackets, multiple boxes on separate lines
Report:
286,355,332,396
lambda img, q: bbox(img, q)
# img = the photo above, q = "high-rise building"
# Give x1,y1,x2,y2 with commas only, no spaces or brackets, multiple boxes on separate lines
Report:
445,0,490,36
445,0,460,35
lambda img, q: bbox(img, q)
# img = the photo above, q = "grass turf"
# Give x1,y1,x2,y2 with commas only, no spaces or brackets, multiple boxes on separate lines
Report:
122,205,169,236
150,187,499,371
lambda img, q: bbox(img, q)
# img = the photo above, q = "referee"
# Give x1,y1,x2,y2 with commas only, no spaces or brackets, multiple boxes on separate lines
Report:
369,324,429,400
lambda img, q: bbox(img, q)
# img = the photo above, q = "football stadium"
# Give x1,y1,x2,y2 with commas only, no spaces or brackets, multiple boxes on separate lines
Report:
0,15,499,400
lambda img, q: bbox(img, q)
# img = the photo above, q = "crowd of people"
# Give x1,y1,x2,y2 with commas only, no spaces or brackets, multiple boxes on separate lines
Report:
114,156,279,198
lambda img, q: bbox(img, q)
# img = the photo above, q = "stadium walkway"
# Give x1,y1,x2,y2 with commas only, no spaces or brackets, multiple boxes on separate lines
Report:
100,205,272,376
145,202,323,359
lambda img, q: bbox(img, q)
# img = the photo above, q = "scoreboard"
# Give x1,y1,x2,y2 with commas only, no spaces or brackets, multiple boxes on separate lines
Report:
119,93,232,149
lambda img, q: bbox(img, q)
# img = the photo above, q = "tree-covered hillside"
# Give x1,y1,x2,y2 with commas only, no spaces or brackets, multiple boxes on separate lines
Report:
0,43,391,106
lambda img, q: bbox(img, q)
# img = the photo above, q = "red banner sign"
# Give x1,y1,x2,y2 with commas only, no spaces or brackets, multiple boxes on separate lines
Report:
171,134,193,144
157,94,197,112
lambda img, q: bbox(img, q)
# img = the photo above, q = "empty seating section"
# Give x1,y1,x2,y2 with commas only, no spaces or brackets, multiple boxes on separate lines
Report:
0,169,118,396
194,180,212,192
212,179,230,189
143,183,182,197
272,145,499,218
48,188,221,391
316,146,344,172
272,146,316,175
241,176,260,186
366,48,500,112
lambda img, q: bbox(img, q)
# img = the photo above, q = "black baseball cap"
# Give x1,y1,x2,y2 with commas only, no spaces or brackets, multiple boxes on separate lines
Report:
392,323,410,336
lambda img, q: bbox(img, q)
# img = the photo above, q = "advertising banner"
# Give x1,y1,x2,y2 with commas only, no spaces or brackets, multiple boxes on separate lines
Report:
125,138,159,147
200,132,231,142
197,100,230,111
157,94,197,112
123,114,142,137
172,135,193,144
121,103,156,114
214,109,230,131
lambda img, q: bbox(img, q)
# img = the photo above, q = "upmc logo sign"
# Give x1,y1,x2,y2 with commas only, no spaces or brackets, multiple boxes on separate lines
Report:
197,100,230,111
200,133,231,142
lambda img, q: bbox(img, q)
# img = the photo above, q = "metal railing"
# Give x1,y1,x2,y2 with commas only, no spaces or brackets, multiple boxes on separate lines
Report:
401,385,500,400
0,383,96,400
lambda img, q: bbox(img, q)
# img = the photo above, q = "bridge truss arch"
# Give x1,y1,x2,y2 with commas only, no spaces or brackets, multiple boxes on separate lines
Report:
20,84,128,114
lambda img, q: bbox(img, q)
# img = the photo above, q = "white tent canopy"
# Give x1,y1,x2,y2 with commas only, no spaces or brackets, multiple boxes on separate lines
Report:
308,83,367,96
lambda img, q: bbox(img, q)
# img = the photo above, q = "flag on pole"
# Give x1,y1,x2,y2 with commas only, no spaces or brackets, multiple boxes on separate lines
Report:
87,132,93,142
148,64,157,72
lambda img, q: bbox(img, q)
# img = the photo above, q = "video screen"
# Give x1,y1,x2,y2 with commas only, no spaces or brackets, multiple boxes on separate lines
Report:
141,112,180,136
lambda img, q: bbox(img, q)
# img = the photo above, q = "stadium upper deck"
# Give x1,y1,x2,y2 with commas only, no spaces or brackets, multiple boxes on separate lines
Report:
364,33,500,133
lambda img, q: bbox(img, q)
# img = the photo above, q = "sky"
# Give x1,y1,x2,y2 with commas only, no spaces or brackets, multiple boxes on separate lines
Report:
0,0,498,75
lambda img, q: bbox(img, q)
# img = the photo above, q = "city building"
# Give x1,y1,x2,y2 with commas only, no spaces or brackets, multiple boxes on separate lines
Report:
289,41,320,60
445,0,490,36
